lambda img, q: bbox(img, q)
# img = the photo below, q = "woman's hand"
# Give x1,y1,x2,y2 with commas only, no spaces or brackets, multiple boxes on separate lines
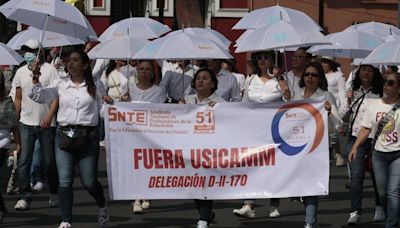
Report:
324,101,332,114
208,101,216,107
178,99,186,104
120,94,130,102
103,96,113,104
348,147,358,162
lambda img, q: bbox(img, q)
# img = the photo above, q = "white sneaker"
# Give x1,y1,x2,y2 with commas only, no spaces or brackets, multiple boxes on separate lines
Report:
232,205,255,218
373,206,386,222
58,221,72,228
335,154,346,167
347,211,361,225
49,194,59,207
14,199,30,211
304,223,318,228
269,206,280,218
33,181,44,192
141,200,150,210
98,207,109,227
132,201,143,214
99,141,105,147
196,220,208,228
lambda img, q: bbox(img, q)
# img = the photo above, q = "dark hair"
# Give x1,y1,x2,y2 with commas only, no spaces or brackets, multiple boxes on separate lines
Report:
250,50,281,75
222,59,240,73
296,47,313,60
191,68,218,94
353,65,383,96
299,62,328,91
70,50,96,98
105,60,116,77
137,60,156,84
321,58,339,72
0,70,5,100
387,65,398,73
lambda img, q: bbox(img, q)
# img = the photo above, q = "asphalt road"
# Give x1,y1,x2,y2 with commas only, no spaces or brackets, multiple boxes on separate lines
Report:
0,148,384,228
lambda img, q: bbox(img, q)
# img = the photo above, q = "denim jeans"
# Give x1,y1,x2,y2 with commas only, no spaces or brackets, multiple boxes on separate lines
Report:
344,136,380,212
18,123,58,201
304,196,318,224
30,139,46,184
55,126,105,223
372,150,400,228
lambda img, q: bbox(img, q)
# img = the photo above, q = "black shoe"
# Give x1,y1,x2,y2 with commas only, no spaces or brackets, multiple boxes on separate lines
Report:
0,208,8,223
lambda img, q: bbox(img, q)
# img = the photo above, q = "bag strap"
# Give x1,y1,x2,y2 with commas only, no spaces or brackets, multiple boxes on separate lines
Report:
371,101,400,149
348,89,372,132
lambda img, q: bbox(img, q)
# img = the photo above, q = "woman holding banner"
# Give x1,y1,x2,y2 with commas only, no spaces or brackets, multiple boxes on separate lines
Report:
181,68,225,228
128,60,165,214
293,62,340,228
28,50,109,228
233,50,288,219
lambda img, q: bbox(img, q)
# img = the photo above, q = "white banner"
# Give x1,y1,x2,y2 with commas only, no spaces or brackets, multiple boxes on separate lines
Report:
105,101,329,200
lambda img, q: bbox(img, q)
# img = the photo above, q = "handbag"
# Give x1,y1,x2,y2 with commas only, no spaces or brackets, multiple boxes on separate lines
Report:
59,126,89,153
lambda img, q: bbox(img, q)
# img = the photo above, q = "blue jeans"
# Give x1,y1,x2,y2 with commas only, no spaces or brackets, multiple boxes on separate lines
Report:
344,136,381,212
18,124,58,201
304,196,318,224
55,126,105,223
30,139,46,184
372,150,400,228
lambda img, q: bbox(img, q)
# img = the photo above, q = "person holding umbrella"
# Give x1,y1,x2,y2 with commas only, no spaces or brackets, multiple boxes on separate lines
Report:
28,50,109,228
13,39,60,210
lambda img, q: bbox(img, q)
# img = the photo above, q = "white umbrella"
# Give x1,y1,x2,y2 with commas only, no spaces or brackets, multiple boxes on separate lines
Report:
235,21,329,53
308,29,383,58
383,35,400,42
166,27,231,50
232,5,322,31
234,29,254,47
345,22,400,40
133,32,233,60
7,27,85,50
0,0,97,40
99,17,170,42
362,40,400,65
0,42,24,65
88,36,150,60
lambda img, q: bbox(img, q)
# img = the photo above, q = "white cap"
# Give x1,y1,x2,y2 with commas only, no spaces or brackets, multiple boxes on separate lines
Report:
21,39,40,50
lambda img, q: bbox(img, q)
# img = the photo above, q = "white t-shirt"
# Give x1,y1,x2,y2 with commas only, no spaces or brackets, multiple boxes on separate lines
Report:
325,71,346,108
129,83,166,103
13,63,59,126
101,69,129,101
362,99,400,152
242,74,283,103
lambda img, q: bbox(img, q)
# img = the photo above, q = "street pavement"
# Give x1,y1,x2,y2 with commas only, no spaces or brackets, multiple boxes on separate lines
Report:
0,148,385,228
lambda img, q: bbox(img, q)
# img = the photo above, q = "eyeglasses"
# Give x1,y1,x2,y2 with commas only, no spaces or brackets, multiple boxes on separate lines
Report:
384,79,396,87
256,54,273,61
304,72,319,78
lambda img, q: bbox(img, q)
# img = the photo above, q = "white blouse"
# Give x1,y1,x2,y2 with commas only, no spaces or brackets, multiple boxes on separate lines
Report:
185,92,226,105
101,69,128,101
242,74,283,103
29,78,102,127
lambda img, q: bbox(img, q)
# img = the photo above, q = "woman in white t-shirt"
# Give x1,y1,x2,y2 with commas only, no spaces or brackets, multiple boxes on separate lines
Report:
101,60,128,102
233,50,289,219
349,73,400,228
126,60,166,104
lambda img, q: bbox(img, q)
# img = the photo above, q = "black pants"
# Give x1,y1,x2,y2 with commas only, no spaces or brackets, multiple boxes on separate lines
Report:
194,199,213,222
0,148,7,211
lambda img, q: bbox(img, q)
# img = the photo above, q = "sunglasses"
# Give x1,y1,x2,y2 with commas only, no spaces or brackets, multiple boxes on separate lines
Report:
304,72,319,78
256,54,273,61
384,79,397,87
